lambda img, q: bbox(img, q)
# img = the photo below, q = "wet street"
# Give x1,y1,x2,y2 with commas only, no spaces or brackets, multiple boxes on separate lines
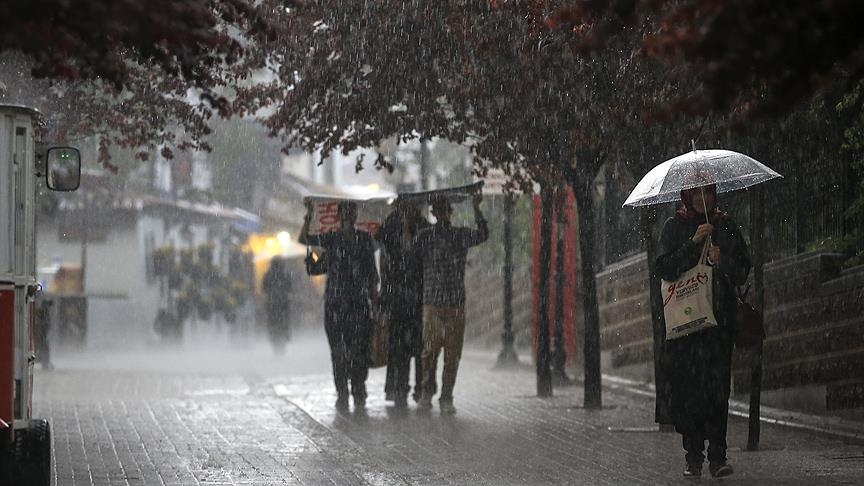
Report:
35,332,863,486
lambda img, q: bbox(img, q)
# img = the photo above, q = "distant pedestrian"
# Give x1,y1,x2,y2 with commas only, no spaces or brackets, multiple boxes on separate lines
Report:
263,257,293,354
376,200,433,408
35,297,54,370
656,184,751,478
413,193,488,414
300,200,379,412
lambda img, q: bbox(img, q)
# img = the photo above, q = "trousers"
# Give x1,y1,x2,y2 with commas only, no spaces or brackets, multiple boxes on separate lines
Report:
420,304,465,401
324,299,370,401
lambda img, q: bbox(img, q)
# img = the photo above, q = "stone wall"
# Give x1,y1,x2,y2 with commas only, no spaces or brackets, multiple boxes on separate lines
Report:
596,253,653,368
595,251,864,410
464,262,534,351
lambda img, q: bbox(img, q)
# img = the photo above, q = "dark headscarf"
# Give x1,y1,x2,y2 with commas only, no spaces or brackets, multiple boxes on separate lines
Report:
675,184,726,225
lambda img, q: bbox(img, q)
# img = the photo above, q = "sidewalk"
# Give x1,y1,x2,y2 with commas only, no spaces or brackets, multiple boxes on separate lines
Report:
34,338,864,485
468,347,864,444
268,347,864,485
601,372,864,445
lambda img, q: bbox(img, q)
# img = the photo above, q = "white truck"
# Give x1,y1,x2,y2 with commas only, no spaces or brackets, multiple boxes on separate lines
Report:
1,104,80,485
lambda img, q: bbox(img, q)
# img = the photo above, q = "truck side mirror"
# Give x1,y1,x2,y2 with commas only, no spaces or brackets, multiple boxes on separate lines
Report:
45,147,81,191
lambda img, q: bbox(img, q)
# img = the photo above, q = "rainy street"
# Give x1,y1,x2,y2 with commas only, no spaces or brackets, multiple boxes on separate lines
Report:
6,3,864,486
34,331,863,486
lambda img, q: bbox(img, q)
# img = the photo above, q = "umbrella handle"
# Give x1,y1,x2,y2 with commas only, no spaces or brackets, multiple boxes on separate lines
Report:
699,239,712,265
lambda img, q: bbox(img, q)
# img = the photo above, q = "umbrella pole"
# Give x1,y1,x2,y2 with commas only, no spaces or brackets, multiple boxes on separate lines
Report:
700,187,712,250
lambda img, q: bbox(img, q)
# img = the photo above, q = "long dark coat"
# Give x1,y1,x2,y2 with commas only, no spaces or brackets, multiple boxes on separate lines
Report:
656,213,751,434
263,259,292,331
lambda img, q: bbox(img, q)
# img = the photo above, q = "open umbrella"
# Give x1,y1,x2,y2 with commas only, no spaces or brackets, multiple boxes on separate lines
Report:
622,148,782,209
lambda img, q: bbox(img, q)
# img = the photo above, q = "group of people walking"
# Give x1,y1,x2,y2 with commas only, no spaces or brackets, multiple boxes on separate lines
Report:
298,194,488,414
280,180,748,478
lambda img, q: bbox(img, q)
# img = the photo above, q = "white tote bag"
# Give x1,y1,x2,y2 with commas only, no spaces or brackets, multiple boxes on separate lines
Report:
661,241,718,340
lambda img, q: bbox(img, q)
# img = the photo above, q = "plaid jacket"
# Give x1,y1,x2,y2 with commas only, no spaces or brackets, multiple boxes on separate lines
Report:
414,220,488,306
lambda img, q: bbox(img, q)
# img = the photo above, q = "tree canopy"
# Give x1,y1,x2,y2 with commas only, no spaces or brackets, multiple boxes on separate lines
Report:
5,1,863,170
0,0,270,88
0,0,288,167
549,0,864,117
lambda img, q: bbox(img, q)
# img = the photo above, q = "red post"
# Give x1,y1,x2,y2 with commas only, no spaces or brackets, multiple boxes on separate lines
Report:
0,284,15,432
532,190,580,366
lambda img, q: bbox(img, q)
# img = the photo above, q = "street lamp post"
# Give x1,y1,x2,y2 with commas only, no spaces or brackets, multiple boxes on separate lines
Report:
496,195,519,367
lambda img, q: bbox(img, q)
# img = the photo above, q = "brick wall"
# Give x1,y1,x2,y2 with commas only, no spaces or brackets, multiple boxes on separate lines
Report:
595,251,864,410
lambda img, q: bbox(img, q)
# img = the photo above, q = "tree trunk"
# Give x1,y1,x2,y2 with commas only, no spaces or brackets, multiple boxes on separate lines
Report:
572,180,602,409
536,185,554,397
420,141,430,191
552,201,570,384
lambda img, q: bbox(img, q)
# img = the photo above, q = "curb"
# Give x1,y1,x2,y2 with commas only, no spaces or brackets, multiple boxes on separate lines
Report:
602,373,864,444
464,347,864,444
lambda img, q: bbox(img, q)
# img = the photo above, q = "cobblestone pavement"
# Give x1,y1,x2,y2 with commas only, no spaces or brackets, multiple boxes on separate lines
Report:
34,331,863,485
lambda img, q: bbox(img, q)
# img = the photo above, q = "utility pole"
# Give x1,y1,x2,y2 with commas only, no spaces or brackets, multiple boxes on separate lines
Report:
747,186,765,450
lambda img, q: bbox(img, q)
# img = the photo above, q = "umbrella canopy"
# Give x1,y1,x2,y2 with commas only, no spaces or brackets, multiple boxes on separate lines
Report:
623,149,782,208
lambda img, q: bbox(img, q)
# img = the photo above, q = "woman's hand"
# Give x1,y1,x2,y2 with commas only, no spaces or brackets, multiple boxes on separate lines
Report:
303,200,314,222
691,223,714,244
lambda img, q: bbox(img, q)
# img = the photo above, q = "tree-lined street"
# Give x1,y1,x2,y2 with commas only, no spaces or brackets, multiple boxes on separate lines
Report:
3,2,864,485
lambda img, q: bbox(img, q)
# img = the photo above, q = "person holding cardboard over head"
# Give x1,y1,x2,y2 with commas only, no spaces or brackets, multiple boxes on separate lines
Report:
411,192,488,415
300,200,379,412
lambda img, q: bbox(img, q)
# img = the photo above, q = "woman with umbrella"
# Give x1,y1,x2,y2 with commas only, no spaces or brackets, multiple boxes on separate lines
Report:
656,181,751,478
626,149,779,478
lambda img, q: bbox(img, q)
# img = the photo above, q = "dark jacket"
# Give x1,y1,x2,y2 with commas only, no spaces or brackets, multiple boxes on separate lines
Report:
263,259,292,327
375,212,429,314
656,213,751,433
304,228,378,304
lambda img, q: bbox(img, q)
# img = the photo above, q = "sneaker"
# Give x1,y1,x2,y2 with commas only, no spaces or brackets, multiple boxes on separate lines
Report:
385,391,396,402
394,395,409,409
439,400,456,415
709,462,733,478
354,396,366,409
417,394,432,411
683,462,702,477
